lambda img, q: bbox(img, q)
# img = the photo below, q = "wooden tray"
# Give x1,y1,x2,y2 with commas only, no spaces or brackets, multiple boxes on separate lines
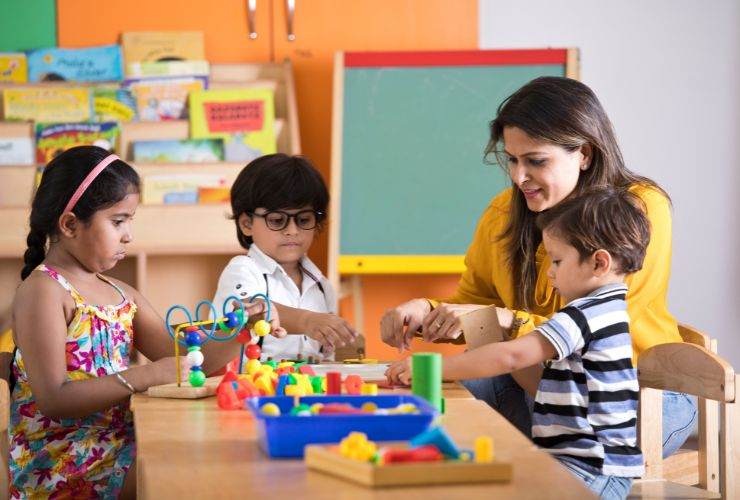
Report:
147,376,220,399
305,444,512,487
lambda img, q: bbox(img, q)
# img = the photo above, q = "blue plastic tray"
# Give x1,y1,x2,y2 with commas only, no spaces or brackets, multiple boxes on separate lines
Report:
245,395,438,458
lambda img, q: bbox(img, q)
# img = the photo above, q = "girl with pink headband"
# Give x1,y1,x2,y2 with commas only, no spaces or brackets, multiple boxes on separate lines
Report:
6,146,276,498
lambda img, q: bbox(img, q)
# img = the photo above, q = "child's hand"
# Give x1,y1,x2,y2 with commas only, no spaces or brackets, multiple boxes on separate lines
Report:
303,312,358,349
151,356,193,386
235,299,288,339
385,357,412,386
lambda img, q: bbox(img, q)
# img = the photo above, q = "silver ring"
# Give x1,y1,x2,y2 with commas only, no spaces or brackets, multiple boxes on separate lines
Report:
434,321,443,328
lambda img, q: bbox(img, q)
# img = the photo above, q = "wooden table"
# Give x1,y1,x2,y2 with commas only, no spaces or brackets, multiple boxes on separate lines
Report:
131,384,594,499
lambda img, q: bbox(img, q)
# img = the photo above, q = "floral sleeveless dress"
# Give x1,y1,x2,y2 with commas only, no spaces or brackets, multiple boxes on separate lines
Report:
9,265,137,499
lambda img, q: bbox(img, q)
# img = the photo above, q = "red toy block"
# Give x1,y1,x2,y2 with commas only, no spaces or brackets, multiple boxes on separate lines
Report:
298,365,316,376
382,445,443,463
326,371,342,395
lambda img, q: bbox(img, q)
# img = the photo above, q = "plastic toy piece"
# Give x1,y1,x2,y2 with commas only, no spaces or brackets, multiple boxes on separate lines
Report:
246,359,262,375
253,319,271,337
381,445,443,464
344,375,362,395
298,365,316,376
276,374,291,396
411,352,443,412
360,383,378,396
410,427,460,458
339,432,377,461
310,376,324,394
318,403,365,415
246,344,261,360
326,372,342,395
474,436,494,463
261,402,281,416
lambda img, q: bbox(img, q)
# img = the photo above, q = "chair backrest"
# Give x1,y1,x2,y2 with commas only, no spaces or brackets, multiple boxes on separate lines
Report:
637,337,737,498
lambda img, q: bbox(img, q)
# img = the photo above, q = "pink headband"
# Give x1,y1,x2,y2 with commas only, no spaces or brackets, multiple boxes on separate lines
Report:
63,154,120,213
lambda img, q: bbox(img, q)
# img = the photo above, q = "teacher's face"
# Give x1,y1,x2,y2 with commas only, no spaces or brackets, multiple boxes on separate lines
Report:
503,126,589,212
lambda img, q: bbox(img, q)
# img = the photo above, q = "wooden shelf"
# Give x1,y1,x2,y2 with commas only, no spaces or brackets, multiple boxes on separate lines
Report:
0,61,301,315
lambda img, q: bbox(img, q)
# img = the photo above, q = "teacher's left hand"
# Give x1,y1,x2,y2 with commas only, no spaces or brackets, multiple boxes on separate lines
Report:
421,303,488,342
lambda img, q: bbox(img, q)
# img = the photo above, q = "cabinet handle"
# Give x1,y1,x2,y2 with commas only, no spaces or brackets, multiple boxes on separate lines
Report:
286,0,296,41
247,0,258,40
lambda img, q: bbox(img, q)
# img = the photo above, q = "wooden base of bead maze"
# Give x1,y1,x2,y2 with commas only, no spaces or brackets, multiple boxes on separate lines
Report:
147,376,221,399
305,444,512,487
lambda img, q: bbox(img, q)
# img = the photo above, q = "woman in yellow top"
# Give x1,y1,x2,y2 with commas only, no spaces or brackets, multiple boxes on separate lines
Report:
380,76,695,457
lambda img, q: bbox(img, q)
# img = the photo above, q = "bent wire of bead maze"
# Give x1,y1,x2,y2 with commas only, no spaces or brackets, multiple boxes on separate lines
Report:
165,294,273,387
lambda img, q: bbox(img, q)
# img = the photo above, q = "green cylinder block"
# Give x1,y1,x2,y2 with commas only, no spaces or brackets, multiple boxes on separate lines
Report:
411,352,443,412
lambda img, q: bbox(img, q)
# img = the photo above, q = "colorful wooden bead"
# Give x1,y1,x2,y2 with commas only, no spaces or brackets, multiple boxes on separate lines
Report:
189,368,206,387
246,344,261,360
186,350,204,366
253,319,271,337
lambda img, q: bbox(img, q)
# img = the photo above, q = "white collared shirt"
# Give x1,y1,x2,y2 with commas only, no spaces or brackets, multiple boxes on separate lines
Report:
211,243,337,361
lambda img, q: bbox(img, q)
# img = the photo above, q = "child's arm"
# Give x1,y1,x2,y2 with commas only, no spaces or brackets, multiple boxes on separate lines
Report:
386,331,555,386
13,276,187,419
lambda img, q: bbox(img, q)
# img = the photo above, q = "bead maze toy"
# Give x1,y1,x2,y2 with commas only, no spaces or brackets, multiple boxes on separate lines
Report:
146,294,273,399
305,427,512,487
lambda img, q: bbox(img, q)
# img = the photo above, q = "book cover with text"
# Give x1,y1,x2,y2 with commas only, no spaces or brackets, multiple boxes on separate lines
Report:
189,87,276,162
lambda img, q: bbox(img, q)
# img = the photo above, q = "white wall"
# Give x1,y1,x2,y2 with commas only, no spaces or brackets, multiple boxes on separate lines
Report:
479,0,740,366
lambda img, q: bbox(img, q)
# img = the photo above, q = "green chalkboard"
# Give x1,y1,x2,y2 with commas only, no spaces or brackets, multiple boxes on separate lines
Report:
0,0,56,52
333,50,572,274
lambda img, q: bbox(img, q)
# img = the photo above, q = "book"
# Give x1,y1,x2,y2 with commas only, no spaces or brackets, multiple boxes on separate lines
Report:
35,122,120,164
122,31,205,67
126,76,206,121
142,173,227,205
0,53,28,83
93,86,137,122
197,186,230,204
189,87,277,162
27,45,123,82
2,87,91,122
133,139,224,163
126,60,209,79
0,137,34,165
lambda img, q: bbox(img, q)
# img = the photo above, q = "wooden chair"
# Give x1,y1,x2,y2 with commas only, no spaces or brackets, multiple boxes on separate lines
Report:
631,325,738,499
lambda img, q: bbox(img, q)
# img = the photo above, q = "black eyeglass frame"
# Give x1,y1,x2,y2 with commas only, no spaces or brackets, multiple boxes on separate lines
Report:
249,209,325,231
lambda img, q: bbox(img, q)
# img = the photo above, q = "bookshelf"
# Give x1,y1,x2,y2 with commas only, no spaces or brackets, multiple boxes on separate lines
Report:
0,60,301,320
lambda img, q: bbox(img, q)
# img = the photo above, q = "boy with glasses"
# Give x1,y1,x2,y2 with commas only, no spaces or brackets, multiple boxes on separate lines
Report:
213,154,358,362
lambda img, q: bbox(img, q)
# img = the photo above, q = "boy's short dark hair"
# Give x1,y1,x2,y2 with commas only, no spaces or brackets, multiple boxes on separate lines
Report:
230,154,329,249
536,187,651,274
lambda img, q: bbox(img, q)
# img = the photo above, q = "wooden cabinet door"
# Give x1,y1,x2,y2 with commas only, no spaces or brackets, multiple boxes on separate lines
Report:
57,0,273,62
270,0,478,268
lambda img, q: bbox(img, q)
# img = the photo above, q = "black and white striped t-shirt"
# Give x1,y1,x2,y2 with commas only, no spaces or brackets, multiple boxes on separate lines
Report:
532,283,644,478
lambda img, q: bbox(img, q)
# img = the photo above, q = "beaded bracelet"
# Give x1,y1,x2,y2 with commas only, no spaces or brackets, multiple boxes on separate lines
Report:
115,372,136,394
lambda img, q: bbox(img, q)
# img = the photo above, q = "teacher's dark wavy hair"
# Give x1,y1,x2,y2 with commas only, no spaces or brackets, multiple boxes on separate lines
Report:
485,76,669,310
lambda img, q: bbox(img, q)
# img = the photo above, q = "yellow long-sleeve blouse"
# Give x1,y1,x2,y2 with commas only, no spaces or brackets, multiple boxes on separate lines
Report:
435,184,681,360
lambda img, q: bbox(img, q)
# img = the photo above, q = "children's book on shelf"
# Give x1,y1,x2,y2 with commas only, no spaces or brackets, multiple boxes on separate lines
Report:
93,86,137,122
132,139,224,163
121,31,205,67
142,173,227,204
27,45,123,82
126,76,206,121
0,137,34,165
189,87,277,162
126,60,209,79
35,122,119,164
3,87,91,122
0,53,28,83
2,87,91,122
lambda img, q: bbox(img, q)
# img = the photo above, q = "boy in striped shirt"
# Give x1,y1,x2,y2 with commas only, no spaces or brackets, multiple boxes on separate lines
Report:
387,187,649,499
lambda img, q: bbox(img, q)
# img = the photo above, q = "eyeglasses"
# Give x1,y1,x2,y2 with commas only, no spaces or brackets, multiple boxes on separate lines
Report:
250,209,324,231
